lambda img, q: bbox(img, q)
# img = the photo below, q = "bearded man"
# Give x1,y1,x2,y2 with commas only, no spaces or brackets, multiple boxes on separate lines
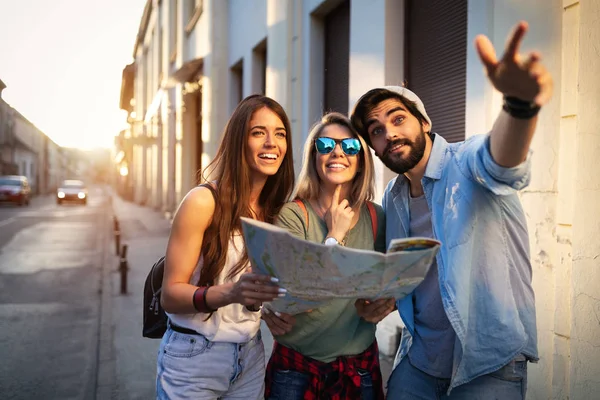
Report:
350,21,552,399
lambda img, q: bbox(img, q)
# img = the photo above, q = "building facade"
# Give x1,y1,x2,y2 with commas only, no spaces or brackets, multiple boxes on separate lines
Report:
122,1,600,397
12,109,43,193
0,79,69,194
0,79,19,176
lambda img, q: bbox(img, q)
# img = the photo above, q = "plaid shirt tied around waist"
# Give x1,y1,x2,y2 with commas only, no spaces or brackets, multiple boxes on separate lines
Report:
265,340,385,400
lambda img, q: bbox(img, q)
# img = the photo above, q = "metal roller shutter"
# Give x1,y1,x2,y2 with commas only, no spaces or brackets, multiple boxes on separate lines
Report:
406,0,467,143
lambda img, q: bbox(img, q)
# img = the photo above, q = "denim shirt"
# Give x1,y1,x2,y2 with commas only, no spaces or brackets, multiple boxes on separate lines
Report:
383,133,538,391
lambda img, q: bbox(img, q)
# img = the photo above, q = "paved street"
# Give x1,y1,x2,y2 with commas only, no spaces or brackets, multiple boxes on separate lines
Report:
0,188,109,399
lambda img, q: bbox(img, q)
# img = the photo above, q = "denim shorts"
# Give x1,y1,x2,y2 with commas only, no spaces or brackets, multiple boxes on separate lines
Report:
156,327,264,399
267,368,375,400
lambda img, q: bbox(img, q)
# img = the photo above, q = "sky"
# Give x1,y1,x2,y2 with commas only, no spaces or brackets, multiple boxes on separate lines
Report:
0,0,147,149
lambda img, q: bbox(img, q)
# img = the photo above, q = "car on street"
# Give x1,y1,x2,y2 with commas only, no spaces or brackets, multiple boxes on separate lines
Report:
57,180,88,205
0,175,31,206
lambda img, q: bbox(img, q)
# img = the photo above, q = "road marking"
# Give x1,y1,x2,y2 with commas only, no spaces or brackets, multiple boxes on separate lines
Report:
0,217,15,228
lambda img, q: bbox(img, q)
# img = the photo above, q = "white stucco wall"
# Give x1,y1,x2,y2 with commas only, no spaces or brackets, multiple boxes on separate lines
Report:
499,4,562,400
228,0,268,67
571,0,600,397
265,0,291,109
198,0,229,165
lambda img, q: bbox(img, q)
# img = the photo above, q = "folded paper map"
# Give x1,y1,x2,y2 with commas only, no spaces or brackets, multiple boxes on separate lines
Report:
240,217,441,314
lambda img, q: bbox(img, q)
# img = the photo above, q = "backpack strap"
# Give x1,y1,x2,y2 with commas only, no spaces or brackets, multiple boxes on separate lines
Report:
293,198,309,230
366,201,378,240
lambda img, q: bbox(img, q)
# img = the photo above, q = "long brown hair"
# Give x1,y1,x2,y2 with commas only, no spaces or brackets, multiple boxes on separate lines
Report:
198,94,295,285
294,112,374,211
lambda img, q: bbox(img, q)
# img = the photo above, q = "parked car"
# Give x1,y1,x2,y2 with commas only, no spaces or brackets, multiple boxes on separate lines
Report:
0,175,31,206
57,180,88,205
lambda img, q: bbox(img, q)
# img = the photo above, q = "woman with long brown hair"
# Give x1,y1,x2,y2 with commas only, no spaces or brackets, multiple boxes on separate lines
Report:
157,94,295,399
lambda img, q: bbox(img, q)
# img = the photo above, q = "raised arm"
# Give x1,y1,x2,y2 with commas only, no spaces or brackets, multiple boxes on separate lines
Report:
476,21,553,168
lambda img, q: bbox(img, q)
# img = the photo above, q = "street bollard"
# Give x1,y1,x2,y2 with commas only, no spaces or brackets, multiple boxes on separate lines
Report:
113,216,121,255
119,244,129,294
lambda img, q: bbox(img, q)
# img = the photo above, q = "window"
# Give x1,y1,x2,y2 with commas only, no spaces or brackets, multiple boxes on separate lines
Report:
252,39,267,95
230,60,243,113
185,0,203,34
323,0,350,114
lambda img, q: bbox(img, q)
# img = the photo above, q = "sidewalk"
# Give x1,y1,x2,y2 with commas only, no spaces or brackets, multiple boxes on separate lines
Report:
104,192,394,399
107,193,170,399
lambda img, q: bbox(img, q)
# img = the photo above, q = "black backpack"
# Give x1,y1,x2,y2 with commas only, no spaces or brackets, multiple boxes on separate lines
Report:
143,256,167,338
142,183,217,339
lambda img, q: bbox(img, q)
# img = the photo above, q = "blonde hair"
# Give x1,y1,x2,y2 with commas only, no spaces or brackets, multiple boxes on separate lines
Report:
294,112,375,210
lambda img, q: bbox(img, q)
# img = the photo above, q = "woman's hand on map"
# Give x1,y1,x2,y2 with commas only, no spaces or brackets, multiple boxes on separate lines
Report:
227,268,284,307
261,308,297,336
355,298,396,324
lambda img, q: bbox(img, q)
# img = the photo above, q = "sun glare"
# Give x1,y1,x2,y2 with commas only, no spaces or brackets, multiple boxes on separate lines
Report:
0,0,147,149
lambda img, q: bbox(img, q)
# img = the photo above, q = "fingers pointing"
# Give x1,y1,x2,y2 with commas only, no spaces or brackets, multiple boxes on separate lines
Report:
475,34,498,76
332,184,341,208
504,21,528,61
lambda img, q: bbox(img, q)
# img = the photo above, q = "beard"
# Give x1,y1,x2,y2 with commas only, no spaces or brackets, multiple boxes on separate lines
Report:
379,128,427,175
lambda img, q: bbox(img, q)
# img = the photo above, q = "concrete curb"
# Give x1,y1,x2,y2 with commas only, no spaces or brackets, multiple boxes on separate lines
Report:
95,195,118,399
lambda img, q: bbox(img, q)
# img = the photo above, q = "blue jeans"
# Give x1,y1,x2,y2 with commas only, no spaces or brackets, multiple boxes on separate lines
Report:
156,327,264,399
387,356,527,399
267,368,375,400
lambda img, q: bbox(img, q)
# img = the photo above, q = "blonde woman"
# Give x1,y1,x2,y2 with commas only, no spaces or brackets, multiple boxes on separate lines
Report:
262,112,394,400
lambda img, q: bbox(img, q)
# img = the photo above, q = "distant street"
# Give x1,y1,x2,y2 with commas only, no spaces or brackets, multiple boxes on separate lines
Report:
0,188,109,400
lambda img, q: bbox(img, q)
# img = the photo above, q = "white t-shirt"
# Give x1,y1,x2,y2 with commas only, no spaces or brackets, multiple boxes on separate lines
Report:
167,234,260,343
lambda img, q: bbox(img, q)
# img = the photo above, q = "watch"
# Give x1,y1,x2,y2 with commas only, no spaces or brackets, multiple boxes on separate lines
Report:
324,237,339,246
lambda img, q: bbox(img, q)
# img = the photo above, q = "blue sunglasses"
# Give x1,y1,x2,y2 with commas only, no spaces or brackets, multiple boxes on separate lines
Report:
314,137,361,156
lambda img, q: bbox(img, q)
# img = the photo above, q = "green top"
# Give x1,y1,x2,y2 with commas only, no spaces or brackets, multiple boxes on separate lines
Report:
274,200,386,363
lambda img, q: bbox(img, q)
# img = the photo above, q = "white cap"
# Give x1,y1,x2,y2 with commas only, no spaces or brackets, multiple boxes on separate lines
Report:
378,86,432,129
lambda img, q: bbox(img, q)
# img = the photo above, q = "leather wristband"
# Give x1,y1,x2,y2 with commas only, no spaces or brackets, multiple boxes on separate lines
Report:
502,96,540,119
193,286,217,313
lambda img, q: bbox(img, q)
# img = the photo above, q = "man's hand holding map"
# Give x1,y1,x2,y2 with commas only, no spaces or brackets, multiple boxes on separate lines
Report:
240,217,440,314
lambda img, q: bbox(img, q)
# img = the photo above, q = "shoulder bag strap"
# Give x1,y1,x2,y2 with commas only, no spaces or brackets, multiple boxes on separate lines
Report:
366,201,378,240
293,198,308,230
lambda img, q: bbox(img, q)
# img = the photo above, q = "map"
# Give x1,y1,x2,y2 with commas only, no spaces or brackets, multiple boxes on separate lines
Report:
241,217,441,314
